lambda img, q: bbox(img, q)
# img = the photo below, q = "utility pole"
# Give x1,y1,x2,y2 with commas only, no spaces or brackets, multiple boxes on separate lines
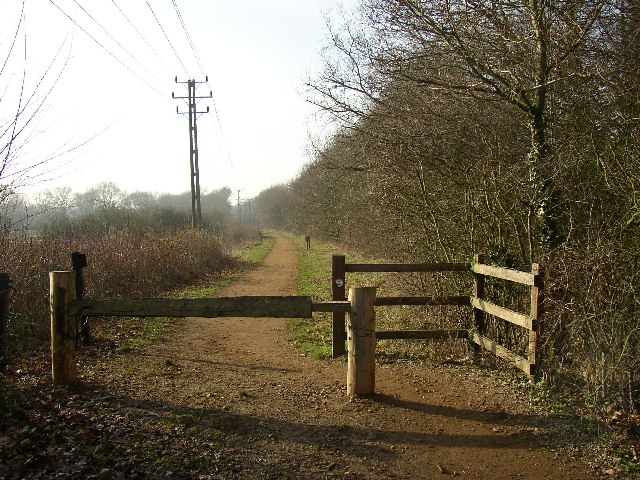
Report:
173,77,211,229
237,189,241,222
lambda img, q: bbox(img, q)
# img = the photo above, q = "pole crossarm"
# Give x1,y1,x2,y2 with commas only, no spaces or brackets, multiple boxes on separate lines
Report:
172,76,210,229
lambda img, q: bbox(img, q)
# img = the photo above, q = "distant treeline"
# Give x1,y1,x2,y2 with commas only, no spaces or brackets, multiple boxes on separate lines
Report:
3,183,238,235
253,0,640,414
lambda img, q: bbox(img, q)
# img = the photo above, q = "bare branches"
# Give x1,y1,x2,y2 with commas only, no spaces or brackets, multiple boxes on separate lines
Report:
0,10,72,207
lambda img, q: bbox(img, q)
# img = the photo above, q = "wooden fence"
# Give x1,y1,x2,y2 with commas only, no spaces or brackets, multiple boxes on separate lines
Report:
48,252,544,394
331,254,544,378
331,255,469,357
471,254,544,377
49,270,351,385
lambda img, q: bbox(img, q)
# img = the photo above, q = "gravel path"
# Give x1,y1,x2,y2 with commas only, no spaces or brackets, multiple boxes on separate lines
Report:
90,233,595,479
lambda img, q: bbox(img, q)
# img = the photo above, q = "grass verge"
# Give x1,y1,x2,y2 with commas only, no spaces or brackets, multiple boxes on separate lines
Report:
281,232,462,362
107,232,276,354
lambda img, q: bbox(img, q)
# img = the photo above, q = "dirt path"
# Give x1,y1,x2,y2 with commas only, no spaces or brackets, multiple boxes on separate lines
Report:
97,233,594,479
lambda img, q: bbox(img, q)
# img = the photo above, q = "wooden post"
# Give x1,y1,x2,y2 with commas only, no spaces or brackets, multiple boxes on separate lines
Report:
50,271,77,384
347,286,376,396
332,255,347,357
71,252,91,345
0,273,14,371
472,254,485,361
528,263,544,378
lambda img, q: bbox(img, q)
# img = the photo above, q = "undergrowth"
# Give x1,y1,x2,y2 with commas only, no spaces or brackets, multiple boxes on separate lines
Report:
100,232,276,355
283,232,472,362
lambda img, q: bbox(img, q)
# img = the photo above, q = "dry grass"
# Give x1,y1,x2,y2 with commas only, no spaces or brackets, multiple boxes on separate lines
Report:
0,228,255,359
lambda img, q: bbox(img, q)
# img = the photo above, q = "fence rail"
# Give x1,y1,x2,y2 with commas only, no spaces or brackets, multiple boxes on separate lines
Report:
471,256,544,377
332,255,469,358
346,262,469,273
69,296,317,319
47,251,544,392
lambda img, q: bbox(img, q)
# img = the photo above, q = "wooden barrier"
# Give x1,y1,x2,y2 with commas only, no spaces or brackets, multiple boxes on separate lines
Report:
68,296,316,319
72,252,91,345
50,252,544,390
331,254,544,378
50,270,354,386
331,255,469,357
50,271,77,384
331,255,347,357
0,273,14,371
470,259,544,378
347,287,376,396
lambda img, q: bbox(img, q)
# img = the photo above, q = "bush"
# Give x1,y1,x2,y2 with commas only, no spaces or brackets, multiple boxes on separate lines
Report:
0,228,234,360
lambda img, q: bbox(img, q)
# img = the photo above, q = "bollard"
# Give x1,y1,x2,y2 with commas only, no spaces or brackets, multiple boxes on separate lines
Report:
50,271,77,384
346,286,376,396
0,273,14,371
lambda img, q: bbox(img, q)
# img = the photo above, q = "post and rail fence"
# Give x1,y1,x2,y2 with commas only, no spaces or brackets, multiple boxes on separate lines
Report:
331,255,470,358
47,250,544,395
331,254,544,378
471,254,544,377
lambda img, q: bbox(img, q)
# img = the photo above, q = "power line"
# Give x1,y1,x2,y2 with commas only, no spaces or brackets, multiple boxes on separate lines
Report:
0,0,25,79
47,0,168,101
145,0,189,77
206,106,240,188
71,0,166,88
170,0,206,78
109,0,174,76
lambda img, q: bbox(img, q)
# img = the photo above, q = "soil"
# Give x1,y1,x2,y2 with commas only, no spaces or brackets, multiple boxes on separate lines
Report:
2,233,603,479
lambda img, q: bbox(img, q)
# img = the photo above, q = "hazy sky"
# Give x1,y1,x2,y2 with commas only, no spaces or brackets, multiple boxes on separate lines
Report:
1,0,357,201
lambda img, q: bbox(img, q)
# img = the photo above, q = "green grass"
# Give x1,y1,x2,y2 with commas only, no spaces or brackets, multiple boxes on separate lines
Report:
177,233,276,299
112,233,277,353
279,232,339,359
281,232,473,362
281,232,378,359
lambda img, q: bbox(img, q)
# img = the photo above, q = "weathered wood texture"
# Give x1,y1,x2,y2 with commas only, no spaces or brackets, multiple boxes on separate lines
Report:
68,296,314,319
346,262,469,273
471,262,535,285
472,254,486,361
0,273,13,370
528,264,544,377
312,301,351,313
332,255,347,357
50,271,77,384
470,332,530,373
470,258,544,378
376,329,468,340
471,296,532,329
347,287,376,396
72,252,91,345
375,296,469,306
333,256,469,358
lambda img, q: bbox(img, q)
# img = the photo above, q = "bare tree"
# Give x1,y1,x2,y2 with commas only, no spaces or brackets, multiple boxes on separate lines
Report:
0,2,72,209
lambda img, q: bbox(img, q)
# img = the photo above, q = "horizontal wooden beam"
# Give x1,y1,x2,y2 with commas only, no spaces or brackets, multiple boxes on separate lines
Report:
375,295,469,306
472,263,535,285
470,332,530,374
68,296,314,319
312,301,352,313
471,296,531,329
345,262,469,273
376,329,468,340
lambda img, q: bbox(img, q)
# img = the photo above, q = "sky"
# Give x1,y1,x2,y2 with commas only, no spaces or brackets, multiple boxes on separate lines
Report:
1,0,358,202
